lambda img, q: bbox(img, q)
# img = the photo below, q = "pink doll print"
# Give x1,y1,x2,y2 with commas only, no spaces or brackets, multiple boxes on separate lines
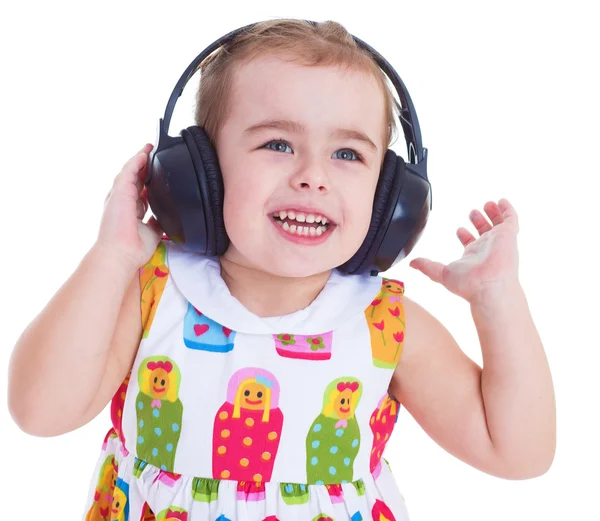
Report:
372,499,397,521
273,331,333,360
212,368,283,483
369,394,400,479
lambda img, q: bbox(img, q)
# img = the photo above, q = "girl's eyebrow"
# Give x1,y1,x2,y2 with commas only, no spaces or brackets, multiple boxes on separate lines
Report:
244,119,378,152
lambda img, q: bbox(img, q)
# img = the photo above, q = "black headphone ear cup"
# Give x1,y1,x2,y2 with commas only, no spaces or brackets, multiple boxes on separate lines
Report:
339,150,400,274
182,126,229,255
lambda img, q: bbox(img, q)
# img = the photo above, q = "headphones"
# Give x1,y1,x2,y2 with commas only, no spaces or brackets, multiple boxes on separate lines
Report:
145,20,432,276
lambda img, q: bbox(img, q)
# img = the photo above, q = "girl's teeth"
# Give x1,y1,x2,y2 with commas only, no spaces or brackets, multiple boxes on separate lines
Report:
275,211,330,224
278,220,327,237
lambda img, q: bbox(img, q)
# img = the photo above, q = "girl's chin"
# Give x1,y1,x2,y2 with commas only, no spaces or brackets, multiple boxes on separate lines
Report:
221,249,339,279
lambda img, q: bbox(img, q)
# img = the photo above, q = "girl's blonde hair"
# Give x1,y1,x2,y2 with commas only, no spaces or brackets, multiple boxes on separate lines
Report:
194,19,399,154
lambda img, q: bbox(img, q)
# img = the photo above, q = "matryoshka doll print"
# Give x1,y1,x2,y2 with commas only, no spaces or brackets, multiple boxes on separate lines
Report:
85,455,118,521
212,368,283,482
369,394,400,479
306,377,363,484
156,507,188,521
372,499,397,521
136,356,184,471
272,331,333,360
140,242,169,339
365,279,405,369
111,478,130,521
110,372,130,453
183,304,236,353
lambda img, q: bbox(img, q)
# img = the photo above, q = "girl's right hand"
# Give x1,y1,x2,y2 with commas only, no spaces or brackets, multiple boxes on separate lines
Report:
96,143,164,270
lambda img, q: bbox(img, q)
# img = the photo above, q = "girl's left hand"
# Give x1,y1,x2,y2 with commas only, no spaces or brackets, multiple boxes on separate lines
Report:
409,198,520,303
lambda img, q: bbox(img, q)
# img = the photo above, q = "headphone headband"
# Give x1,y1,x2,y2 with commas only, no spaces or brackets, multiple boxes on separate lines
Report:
157,20,430,190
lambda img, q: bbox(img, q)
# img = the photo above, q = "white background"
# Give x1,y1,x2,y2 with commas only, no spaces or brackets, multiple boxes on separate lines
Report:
1,0,598,519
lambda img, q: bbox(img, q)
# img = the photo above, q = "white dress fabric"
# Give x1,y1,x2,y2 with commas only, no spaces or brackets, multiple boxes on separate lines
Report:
82,238,410,521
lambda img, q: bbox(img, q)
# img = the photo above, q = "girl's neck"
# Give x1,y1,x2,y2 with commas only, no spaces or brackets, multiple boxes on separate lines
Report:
219,256,332,318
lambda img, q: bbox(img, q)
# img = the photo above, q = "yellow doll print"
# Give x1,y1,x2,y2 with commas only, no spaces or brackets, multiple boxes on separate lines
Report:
365,279,405,368
140,241,169,339
85,455,118,521
111,478,129,521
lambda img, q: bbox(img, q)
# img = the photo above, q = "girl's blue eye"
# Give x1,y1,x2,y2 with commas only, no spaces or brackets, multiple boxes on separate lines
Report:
332,149,360,161
263,140,362,161
264,140,292,154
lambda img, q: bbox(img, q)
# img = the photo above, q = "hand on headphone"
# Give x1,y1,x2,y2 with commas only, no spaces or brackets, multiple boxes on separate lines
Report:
96,143,164,270
409,198,521,304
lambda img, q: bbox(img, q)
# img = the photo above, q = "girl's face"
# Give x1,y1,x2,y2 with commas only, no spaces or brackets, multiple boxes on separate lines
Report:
216,53,386,278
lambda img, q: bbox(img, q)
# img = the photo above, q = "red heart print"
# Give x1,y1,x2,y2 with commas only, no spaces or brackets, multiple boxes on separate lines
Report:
194,324,209,336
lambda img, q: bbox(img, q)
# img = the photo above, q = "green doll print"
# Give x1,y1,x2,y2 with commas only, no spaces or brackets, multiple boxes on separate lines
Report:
136,356,183,472
306,377,362,484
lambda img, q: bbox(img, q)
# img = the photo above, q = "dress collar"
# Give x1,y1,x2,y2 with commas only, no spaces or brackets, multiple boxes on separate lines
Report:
165,240,382,335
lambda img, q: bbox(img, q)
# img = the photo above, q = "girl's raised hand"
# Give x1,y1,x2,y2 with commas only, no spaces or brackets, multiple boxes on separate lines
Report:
409,198,521,303
96,143,163,270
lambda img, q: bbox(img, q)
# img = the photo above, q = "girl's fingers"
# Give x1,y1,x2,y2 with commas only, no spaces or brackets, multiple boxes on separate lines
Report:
115,144,152,189
469,209,493,235
483,201,504,226
457,227,476,247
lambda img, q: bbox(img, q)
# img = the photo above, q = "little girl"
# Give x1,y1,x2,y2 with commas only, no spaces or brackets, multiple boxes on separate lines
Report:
8,19,555,521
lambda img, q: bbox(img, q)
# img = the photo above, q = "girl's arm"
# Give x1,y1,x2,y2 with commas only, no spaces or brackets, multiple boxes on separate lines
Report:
9,143,161,437
390,290,555,479
390,199,556,479
7,245,142,437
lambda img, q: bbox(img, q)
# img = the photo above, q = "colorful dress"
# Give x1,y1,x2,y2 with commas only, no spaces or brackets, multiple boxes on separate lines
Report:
83,239,410,521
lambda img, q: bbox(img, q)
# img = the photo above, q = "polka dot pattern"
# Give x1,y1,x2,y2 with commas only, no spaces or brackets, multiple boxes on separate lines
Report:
306,413,361,484
135,389,182,474
212,403,283,483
